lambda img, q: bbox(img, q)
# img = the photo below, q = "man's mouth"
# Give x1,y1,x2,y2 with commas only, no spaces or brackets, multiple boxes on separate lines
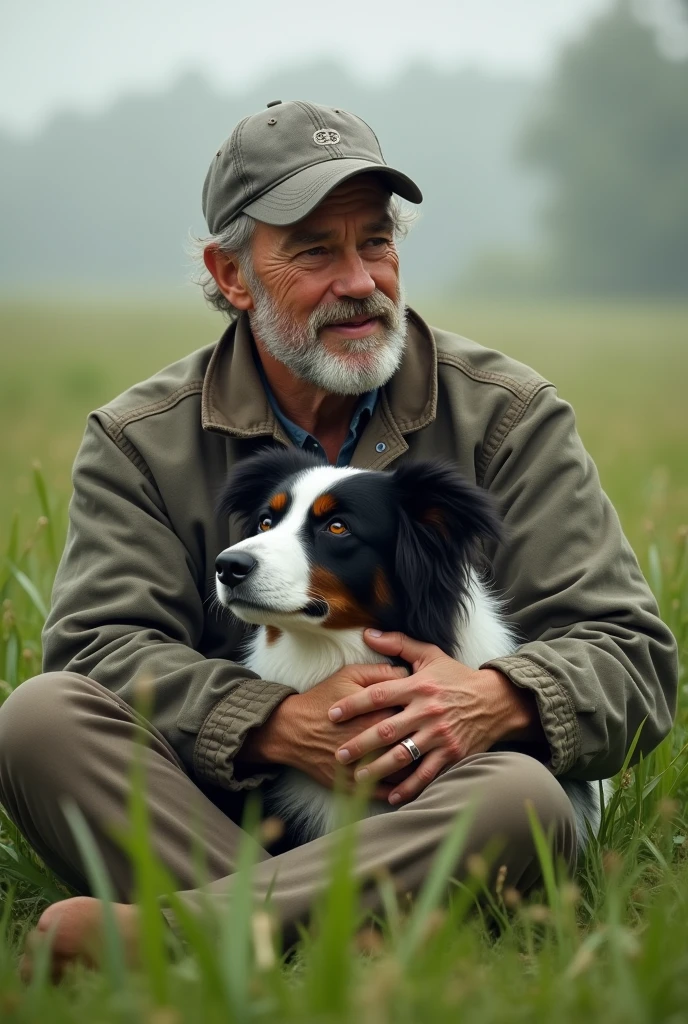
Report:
331,314,375,327
323,315,382,337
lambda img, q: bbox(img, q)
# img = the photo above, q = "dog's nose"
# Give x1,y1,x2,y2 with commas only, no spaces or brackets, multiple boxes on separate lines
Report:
215,550,257,585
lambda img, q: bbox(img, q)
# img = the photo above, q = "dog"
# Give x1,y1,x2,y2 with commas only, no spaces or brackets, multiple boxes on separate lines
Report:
215,447,602,849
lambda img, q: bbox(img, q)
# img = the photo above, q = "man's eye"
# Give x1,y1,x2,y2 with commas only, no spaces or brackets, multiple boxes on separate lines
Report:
258,516,272,532
366,237,390,248
327,520,348,536
303,247,327,257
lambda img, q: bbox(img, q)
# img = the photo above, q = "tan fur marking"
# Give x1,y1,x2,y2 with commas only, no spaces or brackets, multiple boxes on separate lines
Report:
308,566,378,630
421,507,449,538
312,493,338,517
373,566,393,607
265,626,282,646
270,492,287,512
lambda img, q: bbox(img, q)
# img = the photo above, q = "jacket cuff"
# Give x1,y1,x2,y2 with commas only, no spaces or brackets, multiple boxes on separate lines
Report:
481,654,581,775
193,678,296,791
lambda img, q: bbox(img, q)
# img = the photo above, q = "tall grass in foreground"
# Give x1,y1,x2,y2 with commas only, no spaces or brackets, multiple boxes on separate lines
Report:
0,474,686,1023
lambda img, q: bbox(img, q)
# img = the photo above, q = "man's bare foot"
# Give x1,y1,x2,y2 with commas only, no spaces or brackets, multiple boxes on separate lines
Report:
20,896,140,983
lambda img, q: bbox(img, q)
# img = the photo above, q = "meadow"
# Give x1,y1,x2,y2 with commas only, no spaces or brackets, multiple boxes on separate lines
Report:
0,298,686,1022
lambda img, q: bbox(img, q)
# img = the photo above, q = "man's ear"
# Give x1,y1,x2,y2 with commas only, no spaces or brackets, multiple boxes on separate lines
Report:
391,461,502,653
203,246,254,311
217,447,325,525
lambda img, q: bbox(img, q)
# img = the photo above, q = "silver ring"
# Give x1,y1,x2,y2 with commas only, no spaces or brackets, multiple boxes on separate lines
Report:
400,737,422,762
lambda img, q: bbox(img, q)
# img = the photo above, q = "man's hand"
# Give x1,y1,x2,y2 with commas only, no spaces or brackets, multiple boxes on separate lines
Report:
327,630,543,807
240,662,411,798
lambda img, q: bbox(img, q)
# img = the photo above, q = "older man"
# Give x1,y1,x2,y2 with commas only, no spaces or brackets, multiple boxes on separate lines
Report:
0,100,677,973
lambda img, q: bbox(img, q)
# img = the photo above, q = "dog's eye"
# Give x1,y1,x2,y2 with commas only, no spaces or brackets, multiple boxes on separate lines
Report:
327,520,348,536
258,516,272,532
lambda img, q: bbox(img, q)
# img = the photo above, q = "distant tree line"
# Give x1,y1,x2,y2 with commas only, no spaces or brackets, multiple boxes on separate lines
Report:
465,0,688,298
1,0,685,300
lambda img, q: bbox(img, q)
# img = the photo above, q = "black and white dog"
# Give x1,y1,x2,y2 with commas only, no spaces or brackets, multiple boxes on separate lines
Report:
215,448,601,849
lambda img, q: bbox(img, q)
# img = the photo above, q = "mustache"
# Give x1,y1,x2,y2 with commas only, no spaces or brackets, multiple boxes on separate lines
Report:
308,292,400,334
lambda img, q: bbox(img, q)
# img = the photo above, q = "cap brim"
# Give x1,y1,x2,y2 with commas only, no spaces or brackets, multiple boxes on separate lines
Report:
242,159,422,226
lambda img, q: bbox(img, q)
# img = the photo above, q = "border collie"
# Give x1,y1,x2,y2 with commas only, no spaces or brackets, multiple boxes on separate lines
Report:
215,447,602,850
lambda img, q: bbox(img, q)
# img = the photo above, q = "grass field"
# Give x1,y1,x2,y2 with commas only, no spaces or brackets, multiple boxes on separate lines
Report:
2,299,687,551
0,299,687,1021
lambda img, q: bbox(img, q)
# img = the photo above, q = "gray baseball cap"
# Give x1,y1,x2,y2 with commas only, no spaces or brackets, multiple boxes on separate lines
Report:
202,99,423,233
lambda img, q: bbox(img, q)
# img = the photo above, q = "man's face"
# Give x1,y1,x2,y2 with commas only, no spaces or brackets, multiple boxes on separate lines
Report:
240,175,407,395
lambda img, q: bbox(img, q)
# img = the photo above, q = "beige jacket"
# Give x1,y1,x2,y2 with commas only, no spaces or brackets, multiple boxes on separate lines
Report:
43,310,678,789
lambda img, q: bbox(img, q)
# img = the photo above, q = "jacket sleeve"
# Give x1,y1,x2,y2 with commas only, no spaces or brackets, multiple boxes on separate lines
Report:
481,384,678,780
42,414,295,791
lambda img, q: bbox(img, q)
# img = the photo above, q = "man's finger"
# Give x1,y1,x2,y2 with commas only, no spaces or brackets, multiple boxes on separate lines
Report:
363,630,440,668
387,749,446,805
329,678,409,724
335,708,418,762
342,662,409,687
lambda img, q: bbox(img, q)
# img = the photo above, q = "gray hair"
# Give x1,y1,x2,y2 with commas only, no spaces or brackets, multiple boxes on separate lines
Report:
189,194,418,320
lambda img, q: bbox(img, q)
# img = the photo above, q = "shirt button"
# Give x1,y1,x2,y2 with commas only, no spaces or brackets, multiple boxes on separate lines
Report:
375,442,387,453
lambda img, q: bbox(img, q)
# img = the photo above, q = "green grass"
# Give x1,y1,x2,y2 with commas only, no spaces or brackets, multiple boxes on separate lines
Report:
1,298,687,551
0,298,687,1021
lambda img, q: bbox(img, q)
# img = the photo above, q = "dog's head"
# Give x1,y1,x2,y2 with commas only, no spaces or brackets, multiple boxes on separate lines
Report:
215,447,501,654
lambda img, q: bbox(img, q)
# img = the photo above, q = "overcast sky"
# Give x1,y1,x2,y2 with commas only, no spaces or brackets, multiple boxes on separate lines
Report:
1,0,623,135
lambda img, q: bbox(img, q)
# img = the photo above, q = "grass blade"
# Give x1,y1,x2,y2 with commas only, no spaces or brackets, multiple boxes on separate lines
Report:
32,463,57,565
62,798,127,989
396,802,476,967
5,562,48,620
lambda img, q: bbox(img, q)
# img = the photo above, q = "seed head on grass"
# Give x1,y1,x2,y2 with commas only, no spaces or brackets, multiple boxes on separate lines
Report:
147,1008,182,1024
354,925,385,957
560,882,581,907
251,910,276,971
525,904,551,925
466,854,488,883
502,887,521,909
602,850,624,878
258,816,285,848
657,798,679,821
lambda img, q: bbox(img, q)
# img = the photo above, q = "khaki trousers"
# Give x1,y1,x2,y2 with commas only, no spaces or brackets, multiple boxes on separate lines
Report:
0,673,577,934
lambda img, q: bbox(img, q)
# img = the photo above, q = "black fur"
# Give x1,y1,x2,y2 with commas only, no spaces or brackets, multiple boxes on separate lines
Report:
217,446,326,527
217,449,503,658
390,461,502,656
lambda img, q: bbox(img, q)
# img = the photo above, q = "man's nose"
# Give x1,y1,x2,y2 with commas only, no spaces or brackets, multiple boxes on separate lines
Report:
331,253,376,300
215,550,257,585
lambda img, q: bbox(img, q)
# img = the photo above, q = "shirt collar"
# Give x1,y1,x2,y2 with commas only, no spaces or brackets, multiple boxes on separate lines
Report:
201,308,437,443
253,350,378,461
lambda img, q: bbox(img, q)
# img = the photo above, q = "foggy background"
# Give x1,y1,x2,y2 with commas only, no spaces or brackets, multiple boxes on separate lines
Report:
2,0,687,301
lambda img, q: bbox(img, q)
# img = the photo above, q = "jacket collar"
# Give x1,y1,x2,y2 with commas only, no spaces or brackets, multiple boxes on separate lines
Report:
201,307,437,467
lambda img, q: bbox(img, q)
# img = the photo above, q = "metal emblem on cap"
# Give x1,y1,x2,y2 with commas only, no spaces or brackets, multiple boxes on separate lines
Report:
313,129,341,146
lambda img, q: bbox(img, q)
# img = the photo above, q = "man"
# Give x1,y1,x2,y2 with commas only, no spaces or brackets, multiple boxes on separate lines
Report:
0,100,677,975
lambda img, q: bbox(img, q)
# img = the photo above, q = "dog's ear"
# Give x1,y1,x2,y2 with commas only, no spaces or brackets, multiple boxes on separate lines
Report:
391,461,502,655
217,446,325,524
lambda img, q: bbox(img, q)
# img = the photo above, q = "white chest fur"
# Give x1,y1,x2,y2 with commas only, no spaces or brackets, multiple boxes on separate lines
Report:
244,573,517,686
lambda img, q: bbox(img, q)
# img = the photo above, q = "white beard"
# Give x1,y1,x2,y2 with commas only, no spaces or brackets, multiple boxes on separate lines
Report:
244,266,408,396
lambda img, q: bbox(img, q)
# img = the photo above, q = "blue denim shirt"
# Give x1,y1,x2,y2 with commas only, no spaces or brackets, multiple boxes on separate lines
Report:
257,361,378,467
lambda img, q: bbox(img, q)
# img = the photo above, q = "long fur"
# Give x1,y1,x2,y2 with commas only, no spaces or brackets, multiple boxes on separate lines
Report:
216,448,605,850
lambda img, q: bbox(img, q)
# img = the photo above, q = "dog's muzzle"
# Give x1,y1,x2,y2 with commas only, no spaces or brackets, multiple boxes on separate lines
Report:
215,550,257,587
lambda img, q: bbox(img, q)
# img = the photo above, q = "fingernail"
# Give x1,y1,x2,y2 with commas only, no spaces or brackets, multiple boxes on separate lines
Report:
328,707,342,721
355,768,369,781
367,629,383,637
389,793,401,805
337,748,351,764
